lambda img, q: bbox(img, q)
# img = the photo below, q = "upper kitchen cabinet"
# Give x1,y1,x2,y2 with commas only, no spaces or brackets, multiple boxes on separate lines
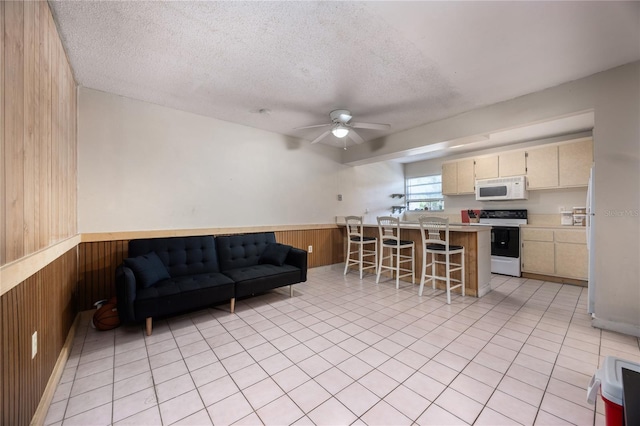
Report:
474,155,499,180
499,151,526,177
442,158,475,195
442,162,457,195
457,159,475,193
525,145,559,189
441,137,592,195
558,138,593,187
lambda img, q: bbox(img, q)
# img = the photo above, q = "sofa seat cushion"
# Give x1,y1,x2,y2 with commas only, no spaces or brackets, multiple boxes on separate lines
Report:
222,264,297,283
137,273,234,299
134,272,234,320
224,264,302,298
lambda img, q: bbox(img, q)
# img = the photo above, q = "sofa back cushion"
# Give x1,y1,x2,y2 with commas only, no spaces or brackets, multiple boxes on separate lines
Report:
258,243,292,266
128,236,220,277
216,232,276,271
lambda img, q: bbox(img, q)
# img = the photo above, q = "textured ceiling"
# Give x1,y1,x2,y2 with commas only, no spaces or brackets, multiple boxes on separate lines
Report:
50,1,639,150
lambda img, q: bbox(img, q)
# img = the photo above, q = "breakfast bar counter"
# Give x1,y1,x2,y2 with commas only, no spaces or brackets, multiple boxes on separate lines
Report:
348,223,492,297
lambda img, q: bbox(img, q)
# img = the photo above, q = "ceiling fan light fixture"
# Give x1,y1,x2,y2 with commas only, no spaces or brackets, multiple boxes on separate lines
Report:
332,125,349,138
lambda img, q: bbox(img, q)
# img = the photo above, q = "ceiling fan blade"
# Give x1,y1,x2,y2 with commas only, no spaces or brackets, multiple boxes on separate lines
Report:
350,122,391,130
347,129,364,144
294,123,332,130
310,130,331,144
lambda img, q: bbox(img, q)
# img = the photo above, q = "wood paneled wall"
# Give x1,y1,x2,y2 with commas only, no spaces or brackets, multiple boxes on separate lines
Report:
1,2,78,425
77,228,345,311
78,239,128,312
1,0,77,267
1,249,77,426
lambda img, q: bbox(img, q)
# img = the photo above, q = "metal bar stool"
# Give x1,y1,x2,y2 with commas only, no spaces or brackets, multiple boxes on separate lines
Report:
418,216,465,304
376,216,415,288
343,216,378,279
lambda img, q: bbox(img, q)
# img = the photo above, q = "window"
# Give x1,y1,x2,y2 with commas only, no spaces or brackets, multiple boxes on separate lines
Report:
406,175,444,211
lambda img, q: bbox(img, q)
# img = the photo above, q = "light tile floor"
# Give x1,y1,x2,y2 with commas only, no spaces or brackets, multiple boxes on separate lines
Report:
45,266,640,425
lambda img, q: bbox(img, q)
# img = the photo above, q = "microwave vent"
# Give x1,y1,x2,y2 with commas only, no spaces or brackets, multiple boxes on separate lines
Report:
477,176,526,185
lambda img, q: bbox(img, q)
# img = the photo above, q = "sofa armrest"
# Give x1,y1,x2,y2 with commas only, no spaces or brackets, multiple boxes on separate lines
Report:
285,247,308,282
115,265,138,324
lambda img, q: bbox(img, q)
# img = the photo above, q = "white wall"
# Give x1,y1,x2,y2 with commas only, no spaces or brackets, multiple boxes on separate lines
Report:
590,64,640,335
78,88,404,232
335,162,405,224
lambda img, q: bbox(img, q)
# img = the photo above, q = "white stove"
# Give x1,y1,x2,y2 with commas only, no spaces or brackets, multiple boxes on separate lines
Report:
479,209,528,276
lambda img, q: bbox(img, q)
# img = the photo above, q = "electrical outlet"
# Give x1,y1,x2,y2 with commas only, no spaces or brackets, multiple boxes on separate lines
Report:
32,331,37,359
308,245,313,253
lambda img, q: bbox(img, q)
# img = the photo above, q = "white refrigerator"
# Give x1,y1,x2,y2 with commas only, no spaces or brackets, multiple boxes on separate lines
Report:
587,165,596,315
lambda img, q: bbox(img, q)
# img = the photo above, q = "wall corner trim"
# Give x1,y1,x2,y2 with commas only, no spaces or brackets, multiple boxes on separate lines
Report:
0,235,81,297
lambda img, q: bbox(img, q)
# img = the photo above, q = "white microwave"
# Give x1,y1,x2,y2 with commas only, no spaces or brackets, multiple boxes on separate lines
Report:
475,176,528,201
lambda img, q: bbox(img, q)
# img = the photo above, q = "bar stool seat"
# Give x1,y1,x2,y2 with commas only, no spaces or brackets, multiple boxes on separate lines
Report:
343,216,378,279
426,244,464,251
419,216,465,304
376,216,415,288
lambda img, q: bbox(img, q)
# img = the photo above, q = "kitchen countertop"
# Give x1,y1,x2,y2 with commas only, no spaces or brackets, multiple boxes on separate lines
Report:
521,224,587,230
355,222,492,233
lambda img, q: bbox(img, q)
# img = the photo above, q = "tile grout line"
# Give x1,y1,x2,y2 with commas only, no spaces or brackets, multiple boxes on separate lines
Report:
48,270,628,426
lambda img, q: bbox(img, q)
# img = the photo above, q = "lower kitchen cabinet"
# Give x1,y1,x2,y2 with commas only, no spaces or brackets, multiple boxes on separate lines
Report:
522,240,555,275
555,243,588,278
521,227,587,280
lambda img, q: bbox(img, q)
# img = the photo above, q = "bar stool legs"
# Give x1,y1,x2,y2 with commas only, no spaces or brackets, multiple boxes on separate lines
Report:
344,216,378,279
418,216,465,304
376,216,415,288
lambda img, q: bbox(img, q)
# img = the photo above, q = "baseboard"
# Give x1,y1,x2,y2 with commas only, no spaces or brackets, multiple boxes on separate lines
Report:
31,313,81,426
311,263,344,273
592,316,640,338
521,272,587,287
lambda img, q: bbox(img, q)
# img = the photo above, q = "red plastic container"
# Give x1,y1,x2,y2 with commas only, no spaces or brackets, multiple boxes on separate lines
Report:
588,356,640,426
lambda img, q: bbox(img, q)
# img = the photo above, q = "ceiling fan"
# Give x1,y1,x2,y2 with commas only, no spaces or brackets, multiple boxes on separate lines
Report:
295,109,390,148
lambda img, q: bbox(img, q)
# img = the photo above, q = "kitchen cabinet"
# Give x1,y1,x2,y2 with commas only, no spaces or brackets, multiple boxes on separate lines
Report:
555,243,588,278
499,151,526,177
442,162,457,195
521,229,555,275
474,155,499,180
457,159,475,194
522,241,555,275
521,227,587,280
442,137,592,195
559,138,593,187
526,145,559,189
442,159,475,195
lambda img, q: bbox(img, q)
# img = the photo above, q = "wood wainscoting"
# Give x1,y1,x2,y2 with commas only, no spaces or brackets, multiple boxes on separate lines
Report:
1,0,78,267
1,1,79,424
0,248,77,426
77,226,346,311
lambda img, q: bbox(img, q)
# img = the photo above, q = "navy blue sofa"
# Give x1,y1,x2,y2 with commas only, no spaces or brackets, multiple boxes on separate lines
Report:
115,232,307,335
